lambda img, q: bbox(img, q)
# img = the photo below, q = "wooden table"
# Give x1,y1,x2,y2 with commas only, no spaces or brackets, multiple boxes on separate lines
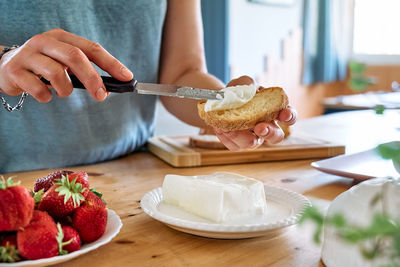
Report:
4,110,400,267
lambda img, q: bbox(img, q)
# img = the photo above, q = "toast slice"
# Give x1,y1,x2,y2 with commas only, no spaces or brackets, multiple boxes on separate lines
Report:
198,87,288,131
189,134,227,149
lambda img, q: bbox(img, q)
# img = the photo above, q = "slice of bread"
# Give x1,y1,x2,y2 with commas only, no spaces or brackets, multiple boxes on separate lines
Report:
198,87,288,131
189,134,227,149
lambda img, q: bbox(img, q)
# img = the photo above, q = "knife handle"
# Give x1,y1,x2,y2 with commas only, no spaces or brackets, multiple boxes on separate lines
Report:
41,74,137,93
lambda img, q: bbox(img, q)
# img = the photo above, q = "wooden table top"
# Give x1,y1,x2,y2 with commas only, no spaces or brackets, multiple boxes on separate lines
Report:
4,110,400,267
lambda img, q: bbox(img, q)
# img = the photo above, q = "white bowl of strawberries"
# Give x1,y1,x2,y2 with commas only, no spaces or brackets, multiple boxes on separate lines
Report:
0,171,122,266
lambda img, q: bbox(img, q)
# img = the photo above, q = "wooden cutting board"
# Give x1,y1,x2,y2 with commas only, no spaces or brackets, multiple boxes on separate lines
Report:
147,131,345,167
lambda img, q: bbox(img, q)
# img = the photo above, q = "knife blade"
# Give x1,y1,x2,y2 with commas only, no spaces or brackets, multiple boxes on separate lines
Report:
41,74,224,100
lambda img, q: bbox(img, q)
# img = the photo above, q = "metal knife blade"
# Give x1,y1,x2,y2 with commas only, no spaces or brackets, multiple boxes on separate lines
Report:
41,74,224,100
135,83,224,100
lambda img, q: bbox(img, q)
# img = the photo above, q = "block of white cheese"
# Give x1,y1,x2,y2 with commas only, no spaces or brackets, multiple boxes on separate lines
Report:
204,84,256,112
162,172,267,223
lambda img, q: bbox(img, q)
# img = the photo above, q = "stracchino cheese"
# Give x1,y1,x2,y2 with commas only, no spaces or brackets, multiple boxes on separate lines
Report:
162,172,267,222
204,84,257,112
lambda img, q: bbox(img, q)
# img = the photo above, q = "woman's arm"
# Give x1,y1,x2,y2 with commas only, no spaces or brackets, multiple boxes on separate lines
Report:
159,0,223,129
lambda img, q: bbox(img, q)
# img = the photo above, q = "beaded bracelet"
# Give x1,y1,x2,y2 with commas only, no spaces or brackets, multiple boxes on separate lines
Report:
0,45,29,112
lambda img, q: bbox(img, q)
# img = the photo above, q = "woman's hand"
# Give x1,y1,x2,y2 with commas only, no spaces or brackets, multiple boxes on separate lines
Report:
0,28,133,102
214,76,297,151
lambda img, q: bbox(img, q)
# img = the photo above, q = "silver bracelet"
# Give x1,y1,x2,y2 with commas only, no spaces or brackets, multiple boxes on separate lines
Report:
0,45,29,112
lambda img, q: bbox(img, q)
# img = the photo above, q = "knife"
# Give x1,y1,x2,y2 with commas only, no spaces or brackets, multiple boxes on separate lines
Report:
41,74,224,100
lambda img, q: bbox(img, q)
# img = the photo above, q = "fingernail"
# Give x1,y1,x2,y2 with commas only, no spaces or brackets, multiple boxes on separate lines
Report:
121,66,133,79
96,87,107,100
284,113,293,122
260,127,269,136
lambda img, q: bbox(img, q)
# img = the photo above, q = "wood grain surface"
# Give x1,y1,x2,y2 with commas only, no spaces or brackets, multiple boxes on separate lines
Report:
3,110,399,267
148,133,345,167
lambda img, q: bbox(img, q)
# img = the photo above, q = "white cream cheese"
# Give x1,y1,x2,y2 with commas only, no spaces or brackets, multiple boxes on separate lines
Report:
162,172,267,223
204,84,257,112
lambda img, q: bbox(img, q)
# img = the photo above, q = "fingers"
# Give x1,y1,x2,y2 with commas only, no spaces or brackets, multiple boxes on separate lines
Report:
22,53,73,98
45,29,133,81
28,34,107,101
226,75,255,87
215,128,260,151
0,29,130,102
253,121,284,144
11,70,52,102
278,106,297,125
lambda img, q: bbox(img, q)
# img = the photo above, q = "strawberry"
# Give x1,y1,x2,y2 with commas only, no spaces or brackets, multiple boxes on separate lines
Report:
72,205,108,243
38,172,90,219
0,233,20,263
34,170,73,192
0,176,34,231
85,189,106,208
59,225,81,253
17,210,59,260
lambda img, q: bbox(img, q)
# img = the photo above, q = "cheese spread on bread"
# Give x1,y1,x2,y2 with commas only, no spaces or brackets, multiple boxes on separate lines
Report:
162,172,267,222
204,84,257,112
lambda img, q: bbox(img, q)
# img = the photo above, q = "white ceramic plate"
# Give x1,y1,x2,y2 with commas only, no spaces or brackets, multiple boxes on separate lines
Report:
1,209,122,267
311,142,400,181
141,185,310,239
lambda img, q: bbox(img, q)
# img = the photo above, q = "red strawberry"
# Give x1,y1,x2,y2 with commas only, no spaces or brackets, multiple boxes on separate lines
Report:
34,170,73,192
17,210,59,260
0,177,34,231
0,233,20,263
85,189,106,208
72,205,108,243
59,225,81,253
38,172,90,219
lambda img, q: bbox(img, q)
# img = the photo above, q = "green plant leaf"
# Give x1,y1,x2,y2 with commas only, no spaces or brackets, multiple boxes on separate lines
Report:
349,61,367,74
327,214,346,228
368,214,399,236
374,105,386,115
349,77,371,92
361,244,380,260
299,206,324,244
377,143,400,162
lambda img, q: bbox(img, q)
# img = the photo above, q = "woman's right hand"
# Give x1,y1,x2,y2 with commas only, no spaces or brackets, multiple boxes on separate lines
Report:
0,28,133,102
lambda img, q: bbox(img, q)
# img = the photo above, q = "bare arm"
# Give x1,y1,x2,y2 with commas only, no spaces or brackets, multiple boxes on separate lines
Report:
159,0,224,128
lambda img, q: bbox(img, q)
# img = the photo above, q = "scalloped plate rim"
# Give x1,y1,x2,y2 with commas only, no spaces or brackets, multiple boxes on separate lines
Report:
141,185,310,238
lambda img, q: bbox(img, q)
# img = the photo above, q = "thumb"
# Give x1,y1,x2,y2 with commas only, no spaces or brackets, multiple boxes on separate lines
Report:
226,75,256,87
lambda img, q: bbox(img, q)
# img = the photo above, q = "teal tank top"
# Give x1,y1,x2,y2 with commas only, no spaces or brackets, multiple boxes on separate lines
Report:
0,0,167,173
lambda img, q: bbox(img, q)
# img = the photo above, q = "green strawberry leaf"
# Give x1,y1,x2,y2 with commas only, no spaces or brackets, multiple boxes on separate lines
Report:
32,189,44,205
55,175,86,207
0,176,21,190
0,243,20,263
90,188,107,205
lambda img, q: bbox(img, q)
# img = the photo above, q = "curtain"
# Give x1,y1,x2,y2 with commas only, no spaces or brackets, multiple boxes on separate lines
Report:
302,0,354,85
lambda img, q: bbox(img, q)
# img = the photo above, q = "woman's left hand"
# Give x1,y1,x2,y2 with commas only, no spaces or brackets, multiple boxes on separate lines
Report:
214,76,297,151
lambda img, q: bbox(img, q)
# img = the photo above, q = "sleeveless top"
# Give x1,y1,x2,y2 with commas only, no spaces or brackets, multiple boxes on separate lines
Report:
0,0,167,173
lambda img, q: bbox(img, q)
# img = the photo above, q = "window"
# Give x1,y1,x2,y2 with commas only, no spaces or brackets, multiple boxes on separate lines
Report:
352,0,400,65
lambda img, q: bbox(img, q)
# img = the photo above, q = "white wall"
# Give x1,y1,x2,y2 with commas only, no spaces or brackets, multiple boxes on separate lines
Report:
229,0,303,79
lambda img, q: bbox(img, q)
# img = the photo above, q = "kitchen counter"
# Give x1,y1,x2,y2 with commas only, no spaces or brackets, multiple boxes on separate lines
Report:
4,109,400,267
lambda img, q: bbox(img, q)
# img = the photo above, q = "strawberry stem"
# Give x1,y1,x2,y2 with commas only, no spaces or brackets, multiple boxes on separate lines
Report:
0,176,21,190
54,175,86,207
0,244,20,263
56,223,73,255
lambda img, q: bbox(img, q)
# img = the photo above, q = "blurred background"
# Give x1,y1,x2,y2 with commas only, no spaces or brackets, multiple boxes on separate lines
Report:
155,0,400,135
